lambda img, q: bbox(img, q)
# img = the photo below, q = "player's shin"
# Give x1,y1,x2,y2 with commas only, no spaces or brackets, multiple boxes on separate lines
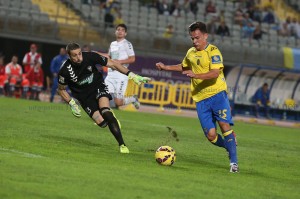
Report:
100,107,125,146
223,130,238,164
210,133,225,148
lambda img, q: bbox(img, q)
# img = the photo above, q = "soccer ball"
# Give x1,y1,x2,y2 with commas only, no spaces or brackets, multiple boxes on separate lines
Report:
155,146,176,166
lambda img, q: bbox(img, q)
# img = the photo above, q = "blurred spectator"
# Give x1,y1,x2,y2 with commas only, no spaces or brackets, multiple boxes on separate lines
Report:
205,0,217,17
262,8,275,24
218,9,225,23
252,83,271,118
252,6,263,23
242,22,255,42
246,6,255,21
263,0,275,10
206,16,218,41
103,0,120,28
216,21,230,38
181,0,190,15
190,0,198,16
0,56,6,96
278,22,290,37
245,0,256,9
234,5,244,25
170,0,181,17
288,17,298,38
253,24,268,45
5,55,29,98
242,13,254,28
113,11,124,26
163,24,174,38
50,48,68,102
157,0,170,15
27,58,44,100
22,43,43,74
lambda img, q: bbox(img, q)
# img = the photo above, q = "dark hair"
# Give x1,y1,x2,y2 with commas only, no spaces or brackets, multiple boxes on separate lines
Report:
116,23,127,32
263,83,268,87
188,21,208,33
66,43,81,54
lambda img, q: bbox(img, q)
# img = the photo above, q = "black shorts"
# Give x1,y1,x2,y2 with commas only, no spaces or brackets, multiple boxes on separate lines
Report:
75,83,112,118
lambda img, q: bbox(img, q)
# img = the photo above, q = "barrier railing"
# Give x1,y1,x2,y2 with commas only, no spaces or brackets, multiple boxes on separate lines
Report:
171,84,196,112
125,80,195,112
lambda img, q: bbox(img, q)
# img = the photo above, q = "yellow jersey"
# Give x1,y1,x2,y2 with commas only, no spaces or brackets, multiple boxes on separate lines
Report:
182,44,227,102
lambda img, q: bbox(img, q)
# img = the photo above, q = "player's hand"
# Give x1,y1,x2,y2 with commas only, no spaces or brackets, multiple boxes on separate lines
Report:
156,62,165,70
128,72,151,85
69,98,81,117
182,70,196,78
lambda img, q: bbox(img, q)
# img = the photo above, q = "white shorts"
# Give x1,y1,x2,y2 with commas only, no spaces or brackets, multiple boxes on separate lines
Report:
105,76,128,99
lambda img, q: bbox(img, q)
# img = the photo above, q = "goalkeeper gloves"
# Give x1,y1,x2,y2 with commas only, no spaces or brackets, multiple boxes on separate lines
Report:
127,71,151,85
69,98,81,117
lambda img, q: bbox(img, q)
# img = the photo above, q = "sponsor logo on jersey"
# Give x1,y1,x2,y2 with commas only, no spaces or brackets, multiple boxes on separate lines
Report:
78,74,94,85
211,55,221,64
67,64,78,82
211,47,218,51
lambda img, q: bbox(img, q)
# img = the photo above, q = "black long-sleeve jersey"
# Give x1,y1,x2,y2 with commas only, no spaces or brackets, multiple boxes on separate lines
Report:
58,51,108,98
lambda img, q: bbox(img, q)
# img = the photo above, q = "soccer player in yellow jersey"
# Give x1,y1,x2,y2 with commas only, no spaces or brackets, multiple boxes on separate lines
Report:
156,21,239,173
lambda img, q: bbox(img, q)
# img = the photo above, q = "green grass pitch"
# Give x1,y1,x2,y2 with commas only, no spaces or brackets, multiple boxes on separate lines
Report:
0,97,300,199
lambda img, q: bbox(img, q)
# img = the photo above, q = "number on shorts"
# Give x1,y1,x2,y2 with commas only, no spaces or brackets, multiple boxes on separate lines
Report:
219,109,227,120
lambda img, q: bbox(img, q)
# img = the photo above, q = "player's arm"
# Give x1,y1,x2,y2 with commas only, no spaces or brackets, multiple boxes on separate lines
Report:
106,58,150,85
57,83,81,117
114,55,135,65
57,83,71,103
182,69,220,79
156,62,183,71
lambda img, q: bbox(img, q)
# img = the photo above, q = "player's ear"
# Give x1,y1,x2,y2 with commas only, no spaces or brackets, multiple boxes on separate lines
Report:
204,33,208,40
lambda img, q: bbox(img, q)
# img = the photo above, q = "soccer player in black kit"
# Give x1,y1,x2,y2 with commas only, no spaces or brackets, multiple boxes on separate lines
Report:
57,43,151,153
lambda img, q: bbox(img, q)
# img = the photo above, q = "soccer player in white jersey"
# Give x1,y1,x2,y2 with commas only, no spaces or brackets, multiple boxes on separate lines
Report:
105,24,140,109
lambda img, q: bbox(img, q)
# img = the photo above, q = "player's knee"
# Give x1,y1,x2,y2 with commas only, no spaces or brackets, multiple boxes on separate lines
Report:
99,107,115,121
97,120,108,128
206,129,217,142
99,107,120,131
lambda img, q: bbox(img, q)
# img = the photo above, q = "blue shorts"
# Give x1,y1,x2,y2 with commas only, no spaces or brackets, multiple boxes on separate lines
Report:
196,91,234,135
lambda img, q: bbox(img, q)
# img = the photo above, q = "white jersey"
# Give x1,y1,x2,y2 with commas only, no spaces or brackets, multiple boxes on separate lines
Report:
107,39,135,79
105,38,135,96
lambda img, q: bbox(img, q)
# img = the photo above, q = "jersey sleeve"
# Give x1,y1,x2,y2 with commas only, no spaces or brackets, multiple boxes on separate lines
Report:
58,67,67,85
91,51,108,66
181,49,192,68
209,47,224,70
125,41,135,56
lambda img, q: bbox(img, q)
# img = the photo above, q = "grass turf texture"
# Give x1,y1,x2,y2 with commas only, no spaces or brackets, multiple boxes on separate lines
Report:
0,98,300,199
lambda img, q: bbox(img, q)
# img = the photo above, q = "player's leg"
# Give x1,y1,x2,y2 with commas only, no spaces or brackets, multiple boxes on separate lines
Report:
104,77,117,108
21,77,30,99
50,76,58,102
214,91,238,172
8,77,17,97
196,100,225,148
98,96,129,153
0,75,6,95
115,78,140,109
79,97,107,127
